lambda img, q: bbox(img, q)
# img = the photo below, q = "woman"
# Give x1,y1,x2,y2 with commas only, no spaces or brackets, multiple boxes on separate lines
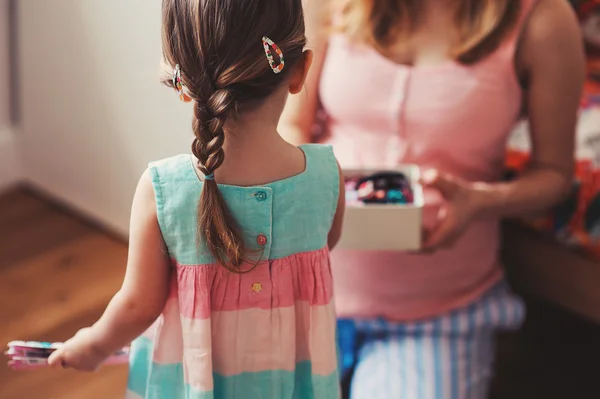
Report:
280,0,585,398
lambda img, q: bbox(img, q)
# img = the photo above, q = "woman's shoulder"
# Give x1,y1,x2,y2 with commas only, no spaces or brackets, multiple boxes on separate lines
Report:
518,0,583,77
521,0,582,54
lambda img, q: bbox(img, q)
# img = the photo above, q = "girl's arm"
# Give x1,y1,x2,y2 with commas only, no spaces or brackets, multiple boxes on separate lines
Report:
328,161,346,250
279,0,331,145
474,0,585,218
49,170,171,370
90,169,171,350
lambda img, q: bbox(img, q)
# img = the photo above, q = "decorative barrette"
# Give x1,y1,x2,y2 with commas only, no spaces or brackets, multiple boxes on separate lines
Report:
262,36,285,74
172,64,192,103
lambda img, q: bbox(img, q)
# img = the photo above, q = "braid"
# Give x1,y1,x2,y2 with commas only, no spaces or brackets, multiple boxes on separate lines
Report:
161,0,308,271
191,87,246,271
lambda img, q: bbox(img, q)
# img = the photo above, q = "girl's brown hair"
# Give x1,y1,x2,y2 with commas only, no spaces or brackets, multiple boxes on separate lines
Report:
336,0,521,64
161,0,306,271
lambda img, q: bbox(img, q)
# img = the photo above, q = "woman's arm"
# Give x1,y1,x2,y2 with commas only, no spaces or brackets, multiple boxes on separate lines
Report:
279,0,331,145
422,0,585,249
474,0,585,218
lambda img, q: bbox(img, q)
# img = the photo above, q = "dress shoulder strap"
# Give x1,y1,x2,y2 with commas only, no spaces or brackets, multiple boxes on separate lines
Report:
299,144,341,228
148,154,199,257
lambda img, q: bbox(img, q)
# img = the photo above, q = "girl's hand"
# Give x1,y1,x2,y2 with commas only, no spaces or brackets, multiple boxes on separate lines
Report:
420,169,484,251
48,328,109,372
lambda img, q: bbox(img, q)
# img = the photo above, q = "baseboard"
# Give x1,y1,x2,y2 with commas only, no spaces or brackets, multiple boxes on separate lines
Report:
21,180,130,241
0,126,21,193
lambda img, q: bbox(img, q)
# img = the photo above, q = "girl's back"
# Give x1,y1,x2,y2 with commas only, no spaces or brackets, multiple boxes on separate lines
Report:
46,0,344,398
127,144,341,398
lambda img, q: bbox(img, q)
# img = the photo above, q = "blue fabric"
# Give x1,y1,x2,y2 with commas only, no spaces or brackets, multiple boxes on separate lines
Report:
337,319,358,379
338,281,526,399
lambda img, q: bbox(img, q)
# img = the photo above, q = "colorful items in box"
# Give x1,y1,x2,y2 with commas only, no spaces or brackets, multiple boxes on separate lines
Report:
346,172,414,205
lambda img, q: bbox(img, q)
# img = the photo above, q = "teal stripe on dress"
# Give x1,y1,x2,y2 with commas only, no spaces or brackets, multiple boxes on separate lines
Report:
128,337,212,399
214,361,339,399
128,337,339,399
128,337,150,396
148,144,340,265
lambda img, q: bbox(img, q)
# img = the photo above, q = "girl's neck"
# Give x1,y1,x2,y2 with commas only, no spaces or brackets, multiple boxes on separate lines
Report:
201,95,304,187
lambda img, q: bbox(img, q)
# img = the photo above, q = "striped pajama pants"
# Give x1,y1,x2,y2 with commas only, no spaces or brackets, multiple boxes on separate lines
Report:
338,281,525,399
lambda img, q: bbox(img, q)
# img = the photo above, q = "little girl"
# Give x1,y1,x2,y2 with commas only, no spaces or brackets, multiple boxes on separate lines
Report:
48,1,345,398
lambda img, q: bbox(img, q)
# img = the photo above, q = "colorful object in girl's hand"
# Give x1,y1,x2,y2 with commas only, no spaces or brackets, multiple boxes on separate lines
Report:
5,341,129,371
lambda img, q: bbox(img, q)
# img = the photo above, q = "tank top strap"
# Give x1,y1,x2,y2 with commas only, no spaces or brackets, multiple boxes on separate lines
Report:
502,0,541,53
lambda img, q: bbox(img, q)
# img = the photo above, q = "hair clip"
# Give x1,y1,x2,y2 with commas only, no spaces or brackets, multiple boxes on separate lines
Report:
172,64,192,103
262,36,285,74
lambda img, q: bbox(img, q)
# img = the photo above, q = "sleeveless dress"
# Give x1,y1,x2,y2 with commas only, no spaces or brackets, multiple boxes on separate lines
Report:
124,144,341,399
318,1,538,398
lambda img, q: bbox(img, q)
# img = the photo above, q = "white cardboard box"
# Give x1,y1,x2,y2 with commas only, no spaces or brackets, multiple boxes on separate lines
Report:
338,165,424,251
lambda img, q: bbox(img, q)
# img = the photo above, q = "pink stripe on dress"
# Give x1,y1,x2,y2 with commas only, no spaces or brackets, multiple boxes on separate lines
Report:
150,296,184,365
181,302,338,380
176,247,333,320
180,317,215,391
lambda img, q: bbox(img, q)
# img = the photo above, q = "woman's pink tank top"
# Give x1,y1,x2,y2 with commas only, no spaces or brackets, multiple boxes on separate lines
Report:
321,0,538,321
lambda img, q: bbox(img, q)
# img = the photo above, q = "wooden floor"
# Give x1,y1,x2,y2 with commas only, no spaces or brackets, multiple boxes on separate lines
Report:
0,187,599,398
0,188,128,399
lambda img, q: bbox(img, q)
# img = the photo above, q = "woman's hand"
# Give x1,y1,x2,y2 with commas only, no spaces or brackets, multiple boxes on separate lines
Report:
48,328,109,372
420,169,484,251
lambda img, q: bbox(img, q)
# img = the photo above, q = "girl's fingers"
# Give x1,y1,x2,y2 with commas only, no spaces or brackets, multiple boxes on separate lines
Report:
48,350,64,368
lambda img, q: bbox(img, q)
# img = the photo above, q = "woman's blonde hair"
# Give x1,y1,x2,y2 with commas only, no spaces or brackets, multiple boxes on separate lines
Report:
335,0,521,64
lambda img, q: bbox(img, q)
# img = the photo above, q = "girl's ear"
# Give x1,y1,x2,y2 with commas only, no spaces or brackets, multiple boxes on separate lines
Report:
289,50,313,95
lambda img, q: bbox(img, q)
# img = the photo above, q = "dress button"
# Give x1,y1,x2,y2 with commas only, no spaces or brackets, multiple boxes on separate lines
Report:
256,234,268,246
251,282,263,293
255,191,267,202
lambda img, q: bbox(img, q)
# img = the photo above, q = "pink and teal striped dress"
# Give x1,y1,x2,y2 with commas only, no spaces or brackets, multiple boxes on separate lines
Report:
125,144,341,399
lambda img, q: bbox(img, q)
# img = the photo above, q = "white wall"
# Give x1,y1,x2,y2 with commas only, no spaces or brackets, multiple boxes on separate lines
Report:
18,1,193,234
0,0,20,192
